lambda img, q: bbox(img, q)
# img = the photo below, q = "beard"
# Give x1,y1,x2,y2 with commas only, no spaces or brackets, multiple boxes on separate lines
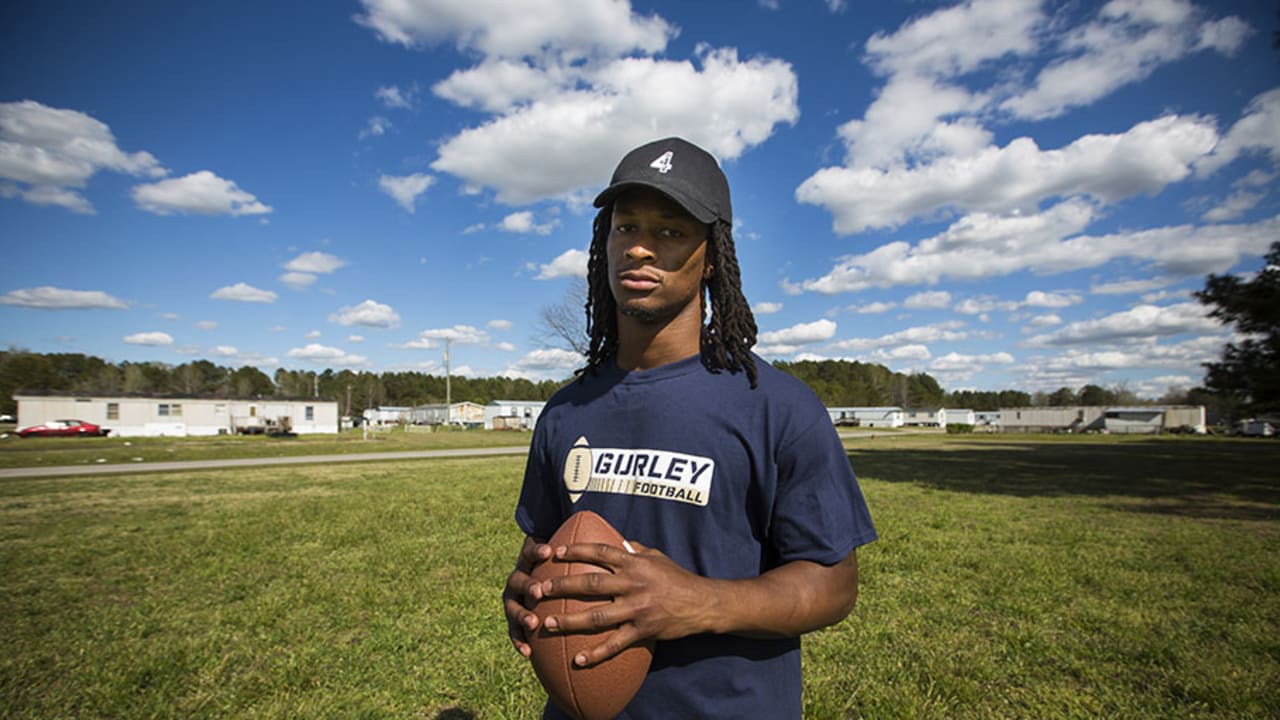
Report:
617,286,703,326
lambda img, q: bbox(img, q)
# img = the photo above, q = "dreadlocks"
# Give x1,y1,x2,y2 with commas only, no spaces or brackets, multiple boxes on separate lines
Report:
580,203,759,388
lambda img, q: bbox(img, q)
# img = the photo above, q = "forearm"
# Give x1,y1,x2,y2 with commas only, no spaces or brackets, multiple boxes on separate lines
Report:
702,550,859,638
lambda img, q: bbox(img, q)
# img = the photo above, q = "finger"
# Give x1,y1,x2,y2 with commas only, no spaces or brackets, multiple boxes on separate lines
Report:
506,568,544,602
542,568,623,599
554,541,634,569
574,624,644,668
504,592,540,655
544,598,631,634
518,540,553,570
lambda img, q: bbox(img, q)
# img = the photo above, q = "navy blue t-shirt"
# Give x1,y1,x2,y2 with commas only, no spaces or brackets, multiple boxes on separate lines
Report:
516,353,877,719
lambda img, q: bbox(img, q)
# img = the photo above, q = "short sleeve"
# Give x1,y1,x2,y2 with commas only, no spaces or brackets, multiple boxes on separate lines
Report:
515,413,564,541
769,411,877,566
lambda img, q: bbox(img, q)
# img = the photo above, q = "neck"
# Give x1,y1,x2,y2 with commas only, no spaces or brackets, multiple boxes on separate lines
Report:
614,308,703,371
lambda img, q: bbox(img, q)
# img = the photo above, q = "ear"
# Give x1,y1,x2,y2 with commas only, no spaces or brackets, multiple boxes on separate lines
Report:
703,263,715,280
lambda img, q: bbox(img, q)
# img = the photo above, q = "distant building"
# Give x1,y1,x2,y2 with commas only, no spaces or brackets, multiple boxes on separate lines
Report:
903,408,942,427
363,406,413,426
940,408,976,427
826,406,904,428
484,400,546,430
14,392,338,437
411,401,486,427
998,405,1206,434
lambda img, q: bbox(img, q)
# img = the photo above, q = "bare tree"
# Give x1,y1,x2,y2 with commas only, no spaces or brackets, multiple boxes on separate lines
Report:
534,277,589,355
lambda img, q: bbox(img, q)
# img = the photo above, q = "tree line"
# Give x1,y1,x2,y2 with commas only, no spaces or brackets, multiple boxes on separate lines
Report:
4,349,1206,418
0,351,564,417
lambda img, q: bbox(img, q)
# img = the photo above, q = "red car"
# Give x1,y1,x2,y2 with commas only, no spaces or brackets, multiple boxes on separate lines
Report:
16,419,111,438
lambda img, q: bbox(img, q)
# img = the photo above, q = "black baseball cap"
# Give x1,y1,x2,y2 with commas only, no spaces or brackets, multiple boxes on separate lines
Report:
593,137,731,225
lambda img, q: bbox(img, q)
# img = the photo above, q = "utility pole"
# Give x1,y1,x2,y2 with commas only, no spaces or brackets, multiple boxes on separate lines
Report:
444,337,452,423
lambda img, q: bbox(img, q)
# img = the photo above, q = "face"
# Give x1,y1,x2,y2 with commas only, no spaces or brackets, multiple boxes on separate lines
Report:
606,188,710,326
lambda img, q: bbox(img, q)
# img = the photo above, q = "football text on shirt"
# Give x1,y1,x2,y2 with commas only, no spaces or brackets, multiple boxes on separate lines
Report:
562,436,714,507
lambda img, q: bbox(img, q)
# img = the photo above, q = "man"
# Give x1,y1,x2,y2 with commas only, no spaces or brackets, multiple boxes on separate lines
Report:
504,137,877,718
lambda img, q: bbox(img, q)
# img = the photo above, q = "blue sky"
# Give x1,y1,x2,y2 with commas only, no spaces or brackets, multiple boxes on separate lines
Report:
2,0,1277,397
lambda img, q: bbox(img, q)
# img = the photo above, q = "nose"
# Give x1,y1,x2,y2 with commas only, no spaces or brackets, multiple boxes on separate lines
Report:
623,235,657,263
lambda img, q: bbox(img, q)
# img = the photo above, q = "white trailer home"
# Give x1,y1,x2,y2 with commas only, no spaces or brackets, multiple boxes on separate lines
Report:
903,408,943,427
998,405,1206,434
14,393,338,437
940,408,976,427
484,400,546,430
410,402,487,427
826,407,905,428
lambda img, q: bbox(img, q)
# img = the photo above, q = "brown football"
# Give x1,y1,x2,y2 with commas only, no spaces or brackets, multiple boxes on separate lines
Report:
528,511,653,720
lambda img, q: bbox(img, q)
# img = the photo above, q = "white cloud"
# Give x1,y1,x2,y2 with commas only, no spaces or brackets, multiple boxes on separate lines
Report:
133,170,272,216
1023,290,1082,308
279,251,346,290
903,290,951,309
210,283,277,303
536,249,589,279
356,0,674,61
878,344,933,362
194,321,217,330
830,320,968,352
1024,313,1063,330
792,208,1279,294
0,100,166,214
798,116,1216,235
379,172,435,213
348,334,365,343
433,59,564,113
1200,89,1280,175
123,331,174,346
1017,336,1227,391
283,252,342,275
397,324,492,350
360,116,391,140
500,210,558,235
752,301,783,315
755,319,838,355
279,272,318,290
430,47,799,204
285,343,370,367
1002,1,1250,120
1090,277,1174,295
488,319,513,330
1025,302,1222,347
1202,189,1264,222
375,84,414,109
758,319,837,345
847,301,896,314
503,347,583,379
0,286,128,310
955,295,1017,315
929,350,1014,371
862,0,1042,80
305,330,322,339
210,345,238,357
329,299,401,329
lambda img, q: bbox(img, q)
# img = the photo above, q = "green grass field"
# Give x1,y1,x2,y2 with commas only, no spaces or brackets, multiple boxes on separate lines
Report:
0,427,533,470
1,435,1276,718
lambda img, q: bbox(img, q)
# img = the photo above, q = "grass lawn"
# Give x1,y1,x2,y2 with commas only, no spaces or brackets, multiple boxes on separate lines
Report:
1,435,1276,718
0,427,532,470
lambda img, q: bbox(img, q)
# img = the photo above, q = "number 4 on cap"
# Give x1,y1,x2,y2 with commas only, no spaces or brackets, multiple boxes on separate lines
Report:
650,151,674,174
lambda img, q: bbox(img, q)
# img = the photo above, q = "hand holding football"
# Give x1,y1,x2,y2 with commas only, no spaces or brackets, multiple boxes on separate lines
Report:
528,511,653,720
